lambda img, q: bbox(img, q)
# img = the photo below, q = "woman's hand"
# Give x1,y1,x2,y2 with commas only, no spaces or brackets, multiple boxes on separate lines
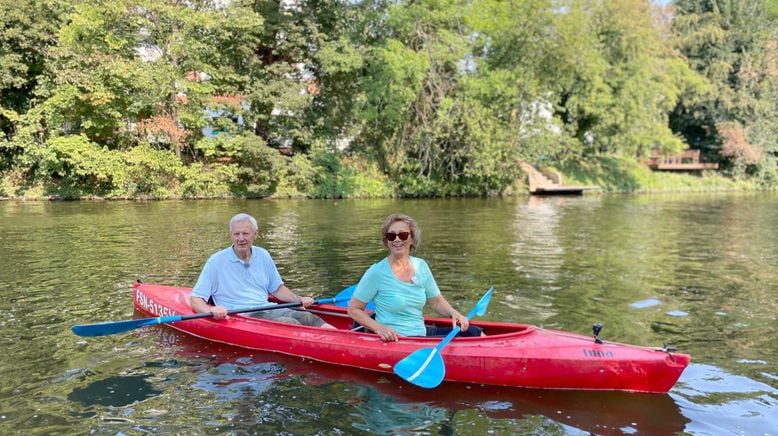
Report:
347,297,399,341
427,295,468,331
375,324,400,342
451,311,469,331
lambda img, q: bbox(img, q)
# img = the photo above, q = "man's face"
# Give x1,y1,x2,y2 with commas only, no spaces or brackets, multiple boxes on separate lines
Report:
230,220,257,249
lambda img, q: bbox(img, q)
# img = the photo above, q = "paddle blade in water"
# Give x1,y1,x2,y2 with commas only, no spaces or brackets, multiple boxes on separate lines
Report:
71,316,175,337
393,286,493,388
393,347,446,389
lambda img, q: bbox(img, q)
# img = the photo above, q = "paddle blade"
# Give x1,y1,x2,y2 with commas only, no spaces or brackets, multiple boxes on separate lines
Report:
71,316,175,337
393,287,493,388
334,285,375,310
468,287,493,318
393,347,446,389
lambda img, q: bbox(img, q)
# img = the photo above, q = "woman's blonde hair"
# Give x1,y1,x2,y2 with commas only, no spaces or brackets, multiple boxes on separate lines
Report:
380,213,421,251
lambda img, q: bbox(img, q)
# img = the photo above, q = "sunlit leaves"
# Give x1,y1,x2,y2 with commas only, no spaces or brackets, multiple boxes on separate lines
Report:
2,0,776,198
671,0,778,176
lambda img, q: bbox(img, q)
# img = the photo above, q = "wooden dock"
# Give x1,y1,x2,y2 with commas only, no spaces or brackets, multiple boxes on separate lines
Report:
518,160,599,195
647,149,718,171
530,185,598,195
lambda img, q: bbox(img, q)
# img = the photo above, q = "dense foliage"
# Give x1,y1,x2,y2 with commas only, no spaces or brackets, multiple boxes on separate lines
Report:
0,0,776,199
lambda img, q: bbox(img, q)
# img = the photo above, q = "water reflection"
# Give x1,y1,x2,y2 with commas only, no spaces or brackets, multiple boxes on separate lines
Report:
192,358,280,401
507,196,567,321
352,386,448,434
151,327,690,435
512,196,568,282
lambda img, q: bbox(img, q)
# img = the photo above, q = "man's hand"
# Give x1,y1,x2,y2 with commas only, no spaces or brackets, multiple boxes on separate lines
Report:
299,296,315,308
209,305,228,319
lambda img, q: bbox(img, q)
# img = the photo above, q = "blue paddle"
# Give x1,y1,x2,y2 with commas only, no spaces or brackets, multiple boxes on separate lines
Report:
334,284,375,310
72,296,340,337
393,287,493,388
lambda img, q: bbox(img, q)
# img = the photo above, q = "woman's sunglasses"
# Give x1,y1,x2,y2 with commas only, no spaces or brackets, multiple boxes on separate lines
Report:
385,231,411,242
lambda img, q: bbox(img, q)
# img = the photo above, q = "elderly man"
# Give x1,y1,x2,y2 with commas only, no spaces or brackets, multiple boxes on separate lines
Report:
190,213,334,328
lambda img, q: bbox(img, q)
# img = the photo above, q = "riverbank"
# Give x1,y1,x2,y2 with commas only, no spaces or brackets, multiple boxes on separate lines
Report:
557,156,768,193
0,155,771,201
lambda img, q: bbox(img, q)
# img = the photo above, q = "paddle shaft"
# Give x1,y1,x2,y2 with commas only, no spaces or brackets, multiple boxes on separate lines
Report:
71,297,337,337
180,297,336,321
434,325,462,350
430,287,494,350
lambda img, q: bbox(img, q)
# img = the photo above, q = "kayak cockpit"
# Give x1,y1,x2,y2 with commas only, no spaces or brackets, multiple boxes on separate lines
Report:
306,305,536,337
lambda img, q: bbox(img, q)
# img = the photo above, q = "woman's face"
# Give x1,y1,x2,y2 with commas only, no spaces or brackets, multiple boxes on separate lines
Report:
384,221,413,257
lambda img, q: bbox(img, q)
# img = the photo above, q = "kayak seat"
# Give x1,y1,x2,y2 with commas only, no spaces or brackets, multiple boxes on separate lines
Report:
424,324,483,337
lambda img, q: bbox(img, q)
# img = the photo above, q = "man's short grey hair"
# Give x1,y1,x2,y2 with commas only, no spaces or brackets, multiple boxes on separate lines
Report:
230,213,258,232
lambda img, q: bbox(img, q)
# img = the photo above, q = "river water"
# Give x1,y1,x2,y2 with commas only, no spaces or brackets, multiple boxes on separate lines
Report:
0,194,775,434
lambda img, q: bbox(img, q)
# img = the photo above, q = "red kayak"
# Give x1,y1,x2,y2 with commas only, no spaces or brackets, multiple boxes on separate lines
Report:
133,282,690,393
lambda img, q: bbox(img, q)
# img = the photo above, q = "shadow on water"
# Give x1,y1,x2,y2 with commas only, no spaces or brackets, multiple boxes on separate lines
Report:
68,374,161,407
149,326,689,435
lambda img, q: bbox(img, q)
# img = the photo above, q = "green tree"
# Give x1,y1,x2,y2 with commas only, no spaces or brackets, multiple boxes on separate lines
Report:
671,0,778,179
0,0,70,119
347,0,524,195
241,0,367,155
535,0,703,158
0,0,70,166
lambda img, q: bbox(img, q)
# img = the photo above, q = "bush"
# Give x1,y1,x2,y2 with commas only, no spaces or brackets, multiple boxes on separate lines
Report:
227,135,286,197
272,154,319,198
178,163,232,198
558,155,761,193
112,144,184,198
308,153,394,198
40,135,122,197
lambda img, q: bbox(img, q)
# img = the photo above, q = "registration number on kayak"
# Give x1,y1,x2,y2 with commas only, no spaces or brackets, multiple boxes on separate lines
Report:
135,291,177,318
583,349,614,358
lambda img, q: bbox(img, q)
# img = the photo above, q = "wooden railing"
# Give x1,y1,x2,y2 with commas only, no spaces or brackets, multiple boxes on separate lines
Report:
648,149,718,170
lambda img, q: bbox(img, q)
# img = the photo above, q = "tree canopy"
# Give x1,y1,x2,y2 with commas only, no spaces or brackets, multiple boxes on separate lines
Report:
1,0,776,198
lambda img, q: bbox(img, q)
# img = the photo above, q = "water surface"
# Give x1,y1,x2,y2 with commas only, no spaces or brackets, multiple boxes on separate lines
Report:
0,195,775,434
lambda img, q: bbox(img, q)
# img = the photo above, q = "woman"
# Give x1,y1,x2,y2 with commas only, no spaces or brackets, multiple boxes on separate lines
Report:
348,213,483,342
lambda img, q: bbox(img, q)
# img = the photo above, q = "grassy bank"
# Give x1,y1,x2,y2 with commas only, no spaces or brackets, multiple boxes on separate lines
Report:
1,154,773,201
557,156,766,194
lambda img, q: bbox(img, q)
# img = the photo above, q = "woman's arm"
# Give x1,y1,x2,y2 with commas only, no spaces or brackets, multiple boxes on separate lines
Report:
427,294,469,330
348,297,399,342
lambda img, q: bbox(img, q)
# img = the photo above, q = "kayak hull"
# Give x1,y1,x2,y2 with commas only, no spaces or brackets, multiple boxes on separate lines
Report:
133,283,690,393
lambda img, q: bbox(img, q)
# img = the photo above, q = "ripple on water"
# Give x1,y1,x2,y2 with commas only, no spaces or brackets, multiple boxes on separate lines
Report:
761,372,778,381
675,363,777,397
2,195,778,435
737,359,769,365
629,298,662,309
480,401,512,411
